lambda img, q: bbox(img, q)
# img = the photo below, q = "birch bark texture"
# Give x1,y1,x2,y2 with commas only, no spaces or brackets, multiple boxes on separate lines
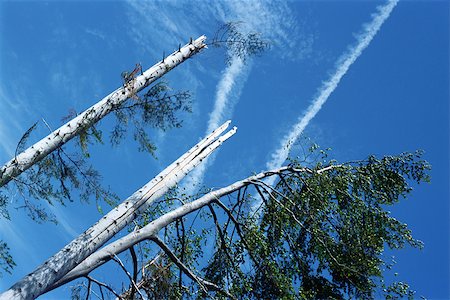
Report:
0,36,207,188
0,121,236,300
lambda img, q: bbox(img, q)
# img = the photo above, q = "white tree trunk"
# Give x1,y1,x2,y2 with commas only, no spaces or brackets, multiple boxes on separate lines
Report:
0,121,235,300
0,36,207,187
48,165,310,291
48,165,338,292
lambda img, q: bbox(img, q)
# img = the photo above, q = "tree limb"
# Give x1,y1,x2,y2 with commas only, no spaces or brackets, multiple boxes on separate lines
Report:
150,235,235,299
1,121,235,300
111,254,145,300
47,165,329,294
0,36,207,188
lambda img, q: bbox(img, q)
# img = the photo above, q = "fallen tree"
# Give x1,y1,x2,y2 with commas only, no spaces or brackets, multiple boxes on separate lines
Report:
47,150,432,299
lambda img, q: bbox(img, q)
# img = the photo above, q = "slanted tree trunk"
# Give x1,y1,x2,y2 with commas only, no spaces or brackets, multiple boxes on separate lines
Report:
48,166,307,290
0,121,236,300
0,36,207,188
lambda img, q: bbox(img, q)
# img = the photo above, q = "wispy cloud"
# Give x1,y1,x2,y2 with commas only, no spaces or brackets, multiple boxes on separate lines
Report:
0,85,34,160
45,203,80,239
265,0,399,187
125,0,308,60
125,0,309,194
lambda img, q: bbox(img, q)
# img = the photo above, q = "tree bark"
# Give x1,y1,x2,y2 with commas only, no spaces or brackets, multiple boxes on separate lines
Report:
48,166,314,291
0,120,235,300
0,36,207,188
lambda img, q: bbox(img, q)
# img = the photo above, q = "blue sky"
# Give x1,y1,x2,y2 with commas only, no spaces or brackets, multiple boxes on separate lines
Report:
0,0,448,299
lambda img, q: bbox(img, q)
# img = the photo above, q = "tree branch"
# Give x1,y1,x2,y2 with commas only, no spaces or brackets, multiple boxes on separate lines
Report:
0,36,207,188
85,276,122,299
110,254,145,300
48,165,326,294
129,246,138,300
2,121,235,300
150,235,236,299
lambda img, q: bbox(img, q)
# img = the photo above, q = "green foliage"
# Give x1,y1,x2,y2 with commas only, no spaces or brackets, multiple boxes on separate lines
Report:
139,255,180,299
71,149,429,299
0,77,191,276
382,281,416,300
0,241,15,276
4,79,191,223
2,119,117,228
11,147,119,223
111,81,191,156
78,125,103,158
212,22,270,64
200,150,430,299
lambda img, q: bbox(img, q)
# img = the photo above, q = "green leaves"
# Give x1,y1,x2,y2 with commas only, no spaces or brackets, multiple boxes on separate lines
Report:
199,150,430,299
211,22,270,65
111,81,191,157
78,125,103,158
0,241,15,277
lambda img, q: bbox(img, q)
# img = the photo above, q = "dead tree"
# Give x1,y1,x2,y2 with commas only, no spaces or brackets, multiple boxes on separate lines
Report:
0,121,236,300
0,36,207,188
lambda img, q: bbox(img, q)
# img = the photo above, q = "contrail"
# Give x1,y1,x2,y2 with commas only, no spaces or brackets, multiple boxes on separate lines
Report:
265,0,399,182
127,0,303,195
181,57,247,194
207,57,245,133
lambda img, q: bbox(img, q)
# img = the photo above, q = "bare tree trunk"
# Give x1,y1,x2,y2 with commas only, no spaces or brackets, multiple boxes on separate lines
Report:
48,166,320,292
0,36,207,188
0,121,235,300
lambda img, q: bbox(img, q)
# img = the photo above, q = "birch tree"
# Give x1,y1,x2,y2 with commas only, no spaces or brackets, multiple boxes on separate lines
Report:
0,36,206,188
0,36,207,229
0,121,237,300
11,147,428,299
0,36,207,284
0,23,270,298
99,149,427,300
0,22,429,300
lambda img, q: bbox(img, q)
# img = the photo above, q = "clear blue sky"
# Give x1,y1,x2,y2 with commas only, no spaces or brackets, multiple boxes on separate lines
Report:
0,0,448,299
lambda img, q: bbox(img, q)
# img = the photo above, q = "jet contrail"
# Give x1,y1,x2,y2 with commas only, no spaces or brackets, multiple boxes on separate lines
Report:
207,57,245,133
181,57,247,194
266,0,399,181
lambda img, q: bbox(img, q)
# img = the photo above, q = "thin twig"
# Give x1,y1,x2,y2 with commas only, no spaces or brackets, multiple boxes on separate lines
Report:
85,278,91,300
111,254,146,300
150,235,236,299
85,275,122,299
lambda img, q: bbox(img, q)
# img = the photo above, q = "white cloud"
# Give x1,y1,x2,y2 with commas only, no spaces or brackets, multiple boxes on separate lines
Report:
207,57,245,133
126,0,310,60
